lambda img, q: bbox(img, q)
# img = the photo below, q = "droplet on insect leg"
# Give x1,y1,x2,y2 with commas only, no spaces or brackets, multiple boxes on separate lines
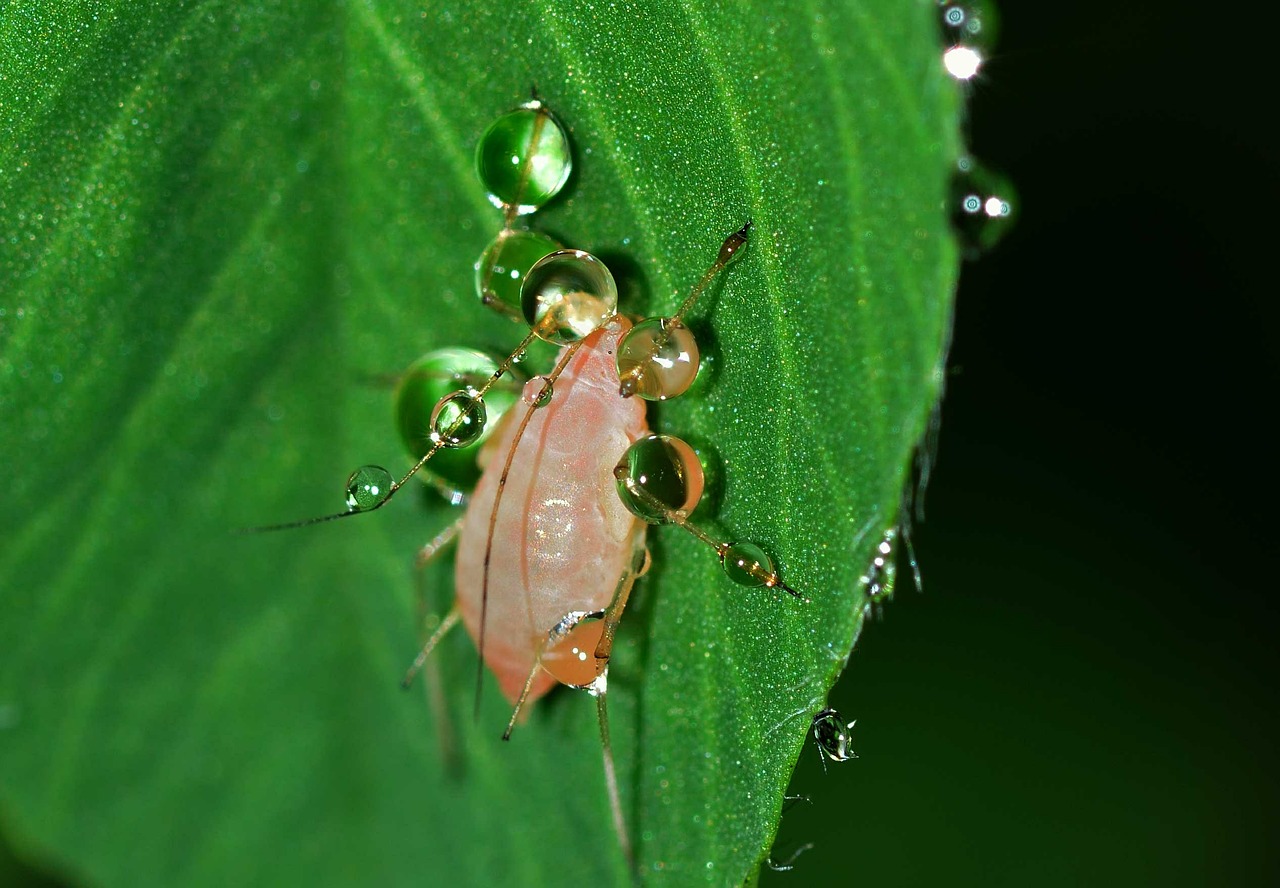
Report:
540,614,608,688
613,434,704,524
616,318,700,400
430,390,487,448
950,155,1017,259
719,540,776,588
521,375,554,408
345,465,393,511
475,101,572,214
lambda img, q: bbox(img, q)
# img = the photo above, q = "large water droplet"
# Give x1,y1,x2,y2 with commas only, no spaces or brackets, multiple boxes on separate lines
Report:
395,348,516,491
616,317,700,401
521,249,618,344
614,434,705,524
475,101,572,214
475,229,562,316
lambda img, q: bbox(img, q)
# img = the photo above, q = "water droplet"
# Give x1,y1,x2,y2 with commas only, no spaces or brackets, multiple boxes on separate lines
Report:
430,389,487,448
521,249,618,344
720,540,776,588
475,101,572,214
614,434,704,524
937,3,998,79
395,348,516,490
950,155,1017,259
937,1,999,52
522,375,554,407
811,708,857,763
860,527,898,601
541,612,607,688
943,45,983,80
616,318,701,401
475,229,562,315
345,465,393,511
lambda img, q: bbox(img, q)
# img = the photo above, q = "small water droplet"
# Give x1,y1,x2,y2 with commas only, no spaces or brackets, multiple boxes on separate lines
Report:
860,527,898,601
430,389,487,448
937,1,999,51
719,540,776,588
345,465,393,511
522,375,554,407
950,155,1017,259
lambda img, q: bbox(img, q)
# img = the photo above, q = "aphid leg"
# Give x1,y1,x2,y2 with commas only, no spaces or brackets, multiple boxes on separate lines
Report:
401,608,460,691
594,682,633,870
502,534,646,866
501,660,546,741
588,535,648,871
404,519,465,706
613,438,809,601
401,517,466,766
766,842,815,873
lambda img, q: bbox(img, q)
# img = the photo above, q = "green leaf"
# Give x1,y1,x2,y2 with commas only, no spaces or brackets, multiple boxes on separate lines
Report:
0,2,959,885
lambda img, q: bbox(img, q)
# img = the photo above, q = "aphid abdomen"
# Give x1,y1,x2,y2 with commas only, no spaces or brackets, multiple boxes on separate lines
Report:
454,319,648,704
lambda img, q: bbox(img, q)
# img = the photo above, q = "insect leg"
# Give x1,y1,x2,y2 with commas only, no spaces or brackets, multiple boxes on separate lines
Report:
595,683,633,870
589,534,647,870
403,516,466,689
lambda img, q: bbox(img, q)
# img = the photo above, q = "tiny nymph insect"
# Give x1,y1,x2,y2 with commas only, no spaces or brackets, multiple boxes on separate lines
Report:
811,707,858,769
248,96,808,867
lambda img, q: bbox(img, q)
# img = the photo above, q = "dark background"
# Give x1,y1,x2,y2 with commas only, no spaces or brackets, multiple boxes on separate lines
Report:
767,2,1280,885
4,2,1275,886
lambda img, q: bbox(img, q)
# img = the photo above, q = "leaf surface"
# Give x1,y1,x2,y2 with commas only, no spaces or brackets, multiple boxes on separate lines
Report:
0,2,959,884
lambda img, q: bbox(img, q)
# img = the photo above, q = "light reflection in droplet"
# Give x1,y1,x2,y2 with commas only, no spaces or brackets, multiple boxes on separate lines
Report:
943,45,982,80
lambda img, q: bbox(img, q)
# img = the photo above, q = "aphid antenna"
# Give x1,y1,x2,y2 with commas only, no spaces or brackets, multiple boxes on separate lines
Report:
501,100,551,229
617,220,753,399
593,686,634,870
671,219,752,325
238,322,551,535
613,470,809,602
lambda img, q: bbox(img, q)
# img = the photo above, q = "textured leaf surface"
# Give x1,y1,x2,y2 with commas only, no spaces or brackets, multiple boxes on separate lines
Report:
0,1,959,884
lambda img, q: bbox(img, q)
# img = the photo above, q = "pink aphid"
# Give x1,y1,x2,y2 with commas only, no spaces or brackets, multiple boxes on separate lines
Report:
454,317,647,705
